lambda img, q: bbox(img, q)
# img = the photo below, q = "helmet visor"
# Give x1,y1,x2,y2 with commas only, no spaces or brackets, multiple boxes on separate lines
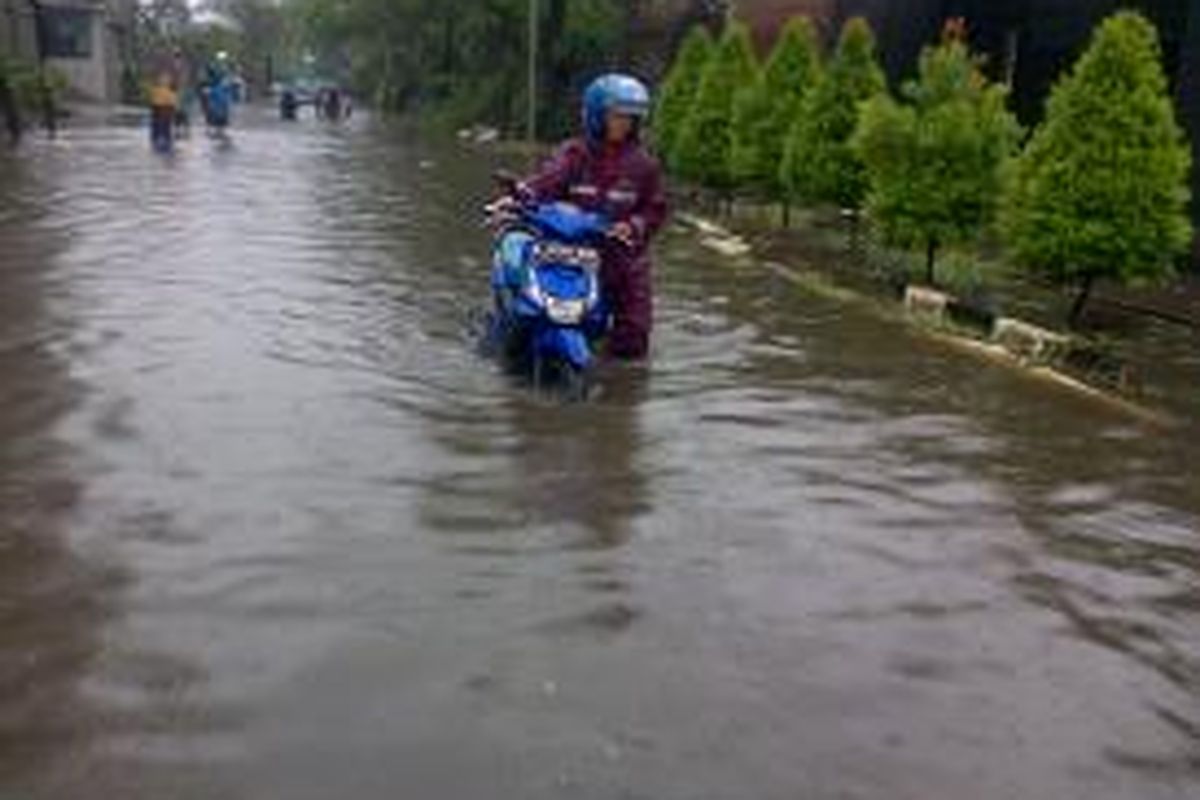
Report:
609,101,649,118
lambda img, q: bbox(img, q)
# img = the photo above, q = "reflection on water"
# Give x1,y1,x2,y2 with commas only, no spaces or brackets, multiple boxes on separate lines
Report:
0,111,1196,799
423,370,649,550
0,156,117,792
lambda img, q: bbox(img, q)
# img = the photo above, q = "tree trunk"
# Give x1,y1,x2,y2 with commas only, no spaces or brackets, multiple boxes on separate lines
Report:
848,209,863,266
925,238,938,286
0,73,20,145
379,44,394,112
1069,273,1095,328
619,0,639,69
781,200,791,229
39,76,55,137
540,0,568,139
27,0,55,138
442,10,456,73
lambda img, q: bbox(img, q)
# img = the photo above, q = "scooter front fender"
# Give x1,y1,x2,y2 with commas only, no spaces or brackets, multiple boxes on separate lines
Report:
534,326,592,370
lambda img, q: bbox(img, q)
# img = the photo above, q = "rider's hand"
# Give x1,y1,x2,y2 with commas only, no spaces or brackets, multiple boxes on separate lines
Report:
484,195,519,228
485,195,518,216
609,221,636,248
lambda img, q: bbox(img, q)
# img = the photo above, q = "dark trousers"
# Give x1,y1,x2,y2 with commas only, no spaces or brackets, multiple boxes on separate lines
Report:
602,254,653,360
150,106,173,147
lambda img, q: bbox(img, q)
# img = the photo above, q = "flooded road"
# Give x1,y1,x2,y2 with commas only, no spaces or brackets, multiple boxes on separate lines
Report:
1,110,1198,799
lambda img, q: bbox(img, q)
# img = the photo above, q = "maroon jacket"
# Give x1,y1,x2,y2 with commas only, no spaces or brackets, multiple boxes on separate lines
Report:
519,137,668,358
521,137,668,254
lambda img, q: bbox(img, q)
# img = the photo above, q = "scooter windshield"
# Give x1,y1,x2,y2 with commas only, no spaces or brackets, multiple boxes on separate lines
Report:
528,202,608,243
536,263,593,300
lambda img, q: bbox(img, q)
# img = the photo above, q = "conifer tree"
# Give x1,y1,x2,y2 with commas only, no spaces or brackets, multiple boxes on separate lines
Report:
854,22,1021,285
652,26,715,163
1002,11,1193,324
732,16,821,199
781,17,884,212
674,21,759,193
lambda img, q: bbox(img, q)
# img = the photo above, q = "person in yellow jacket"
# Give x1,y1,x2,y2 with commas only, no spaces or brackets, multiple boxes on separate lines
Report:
148,74,178,152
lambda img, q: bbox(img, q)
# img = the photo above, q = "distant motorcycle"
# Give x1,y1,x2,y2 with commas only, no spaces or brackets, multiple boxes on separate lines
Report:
201,75,232,134
484,172,613,399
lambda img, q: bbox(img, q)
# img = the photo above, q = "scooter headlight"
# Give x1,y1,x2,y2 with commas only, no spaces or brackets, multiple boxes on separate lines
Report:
545,297,586,325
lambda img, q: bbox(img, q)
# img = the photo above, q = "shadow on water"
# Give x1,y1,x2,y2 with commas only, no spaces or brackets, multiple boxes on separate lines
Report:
0,151,121,793
500,365,651,552
2,129,257,799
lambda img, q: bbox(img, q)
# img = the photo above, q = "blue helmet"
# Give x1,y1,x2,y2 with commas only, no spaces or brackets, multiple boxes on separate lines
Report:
582,73,651,143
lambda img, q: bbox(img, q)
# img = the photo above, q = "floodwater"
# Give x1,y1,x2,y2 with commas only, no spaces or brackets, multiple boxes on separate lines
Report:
0,109,1197,800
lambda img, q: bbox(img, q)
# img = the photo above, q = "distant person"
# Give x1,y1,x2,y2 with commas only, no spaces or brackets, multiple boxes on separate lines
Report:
202,65,232,133
197,76,210,123
148,74,178,152
313,88,325,119
280,87,299,120
323,87,342,121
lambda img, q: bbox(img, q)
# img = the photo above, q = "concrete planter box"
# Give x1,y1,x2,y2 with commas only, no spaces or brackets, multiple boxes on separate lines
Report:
992,317,1072,364
903,285,951,321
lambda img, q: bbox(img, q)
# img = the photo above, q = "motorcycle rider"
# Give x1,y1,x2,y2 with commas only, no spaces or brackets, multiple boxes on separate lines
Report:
509,74,668,361
202,64,233,131
147,73,178,151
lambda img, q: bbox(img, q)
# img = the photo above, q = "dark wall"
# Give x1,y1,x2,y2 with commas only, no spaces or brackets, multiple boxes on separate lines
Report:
827,1,1133,117
833,0,945,81
945,0,1190,122
734,0,1191,103
1177,0,1200,262
732,0,1200,261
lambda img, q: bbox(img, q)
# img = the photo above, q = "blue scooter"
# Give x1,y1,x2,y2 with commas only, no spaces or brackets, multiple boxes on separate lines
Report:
485,172,613,398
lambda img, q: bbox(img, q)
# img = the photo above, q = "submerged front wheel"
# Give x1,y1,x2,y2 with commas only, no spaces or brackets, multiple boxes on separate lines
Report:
531,355,591,403
560,362,590,403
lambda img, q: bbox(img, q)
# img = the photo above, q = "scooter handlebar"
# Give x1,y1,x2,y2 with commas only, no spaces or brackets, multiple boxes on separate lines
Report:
491,170,522,196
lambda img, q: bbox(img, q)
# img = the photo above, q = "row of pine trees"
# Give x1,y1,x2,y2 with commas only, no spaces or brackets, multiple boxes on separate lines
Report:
651,12,1193,324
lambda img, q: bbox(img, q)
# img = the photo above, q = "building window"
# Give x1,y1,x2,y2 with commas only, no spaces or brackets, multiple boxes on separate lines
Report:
42,8,93,59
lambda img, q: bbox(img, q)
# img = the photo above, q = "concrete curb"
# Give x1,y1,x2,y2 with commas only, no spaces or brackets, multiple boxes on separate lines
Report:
676,212,1175,428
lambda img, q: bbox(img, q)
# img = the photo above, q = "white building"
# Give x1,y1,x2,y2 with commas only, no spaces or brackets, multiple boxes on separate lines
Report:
1,0,133,101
